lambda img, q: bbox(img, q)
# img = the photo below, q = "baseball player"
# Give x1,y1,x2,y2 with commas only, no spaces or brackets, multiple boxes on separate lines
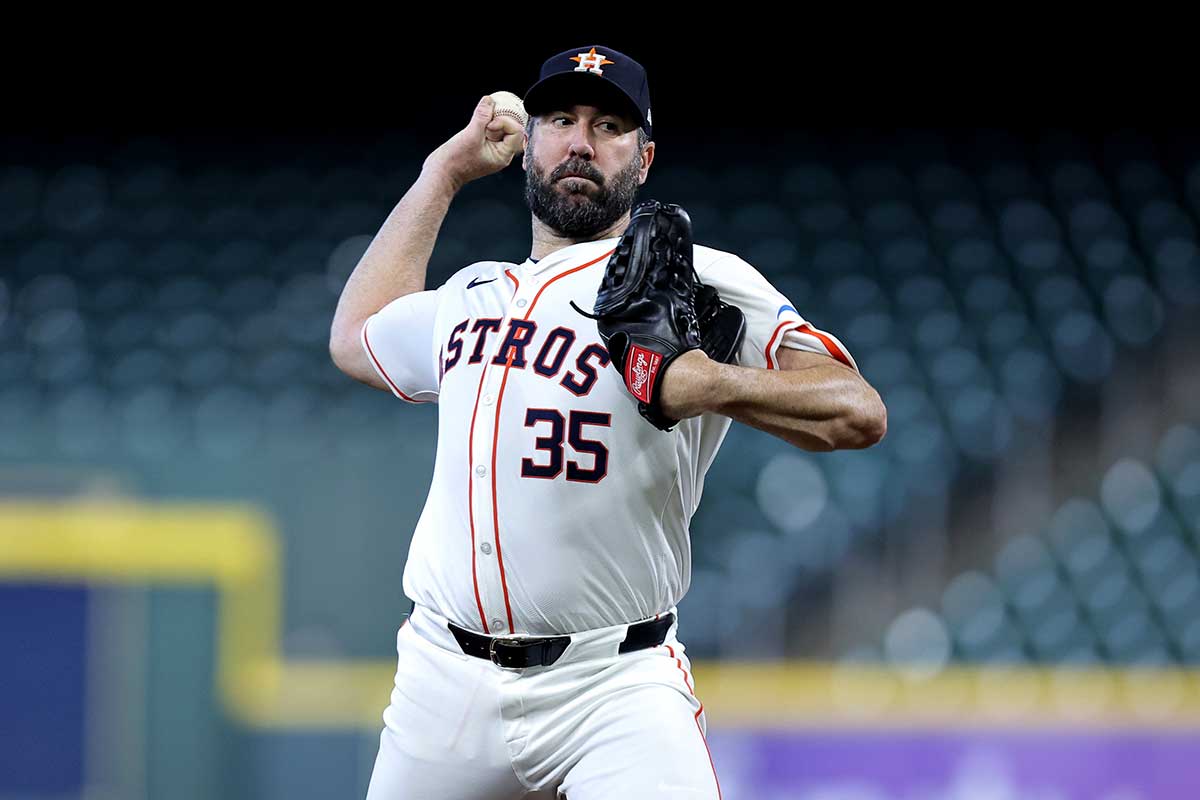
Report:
330,45,887,799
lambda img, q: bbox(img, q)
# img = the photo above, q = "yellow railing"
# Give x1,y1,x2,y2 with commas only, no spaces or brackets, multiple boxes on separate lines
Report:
3,501,1198,730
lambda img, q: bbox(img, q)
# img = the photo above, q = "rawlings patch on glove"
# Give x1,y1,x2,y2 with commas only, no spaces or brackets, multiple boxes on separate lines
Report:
571,200,746,431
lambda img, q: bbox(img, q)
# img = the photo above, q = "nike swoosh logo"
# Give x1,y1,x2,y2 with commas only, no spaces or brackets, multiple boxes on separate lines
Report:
467,277,497,289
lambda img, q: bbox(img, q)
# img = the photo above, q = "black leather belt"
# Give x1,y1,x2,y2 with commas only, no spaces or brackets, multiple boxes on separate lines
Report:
447,613,675,668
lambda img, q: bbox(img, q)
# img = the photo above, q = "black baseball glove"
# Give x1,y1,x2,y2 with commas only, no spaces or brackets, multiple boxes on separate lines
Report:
694,280,746,367
571,200,746,431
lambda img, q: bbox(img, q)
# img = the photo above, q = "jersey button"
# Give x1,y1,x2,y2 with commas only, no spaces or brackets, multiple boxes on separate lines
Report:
482,393,494,406
475,465,487,477
515,298,528,308
480,542,492,555
491,619,505,631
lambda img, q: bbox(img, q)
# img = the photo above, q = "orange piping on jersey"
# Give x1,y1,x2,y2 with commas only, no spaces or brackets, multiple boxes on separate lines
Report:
489,349,518,633
460,271,522,634
763,320,801,370
362,318,426,403
465,356,493,633
764,320,855,371
799,322,853,369
524,252,612,315
666,643,723,799
484,249,616,634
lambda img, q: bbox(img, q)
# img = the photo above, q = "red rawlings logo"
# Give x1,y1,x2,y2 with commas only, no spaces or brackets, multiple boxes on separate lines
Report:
625,345,662,404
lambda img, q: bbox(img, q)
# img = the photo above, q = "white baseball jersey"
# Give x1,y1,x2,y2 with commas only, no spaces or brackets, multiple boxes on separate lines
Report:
360,237,858,636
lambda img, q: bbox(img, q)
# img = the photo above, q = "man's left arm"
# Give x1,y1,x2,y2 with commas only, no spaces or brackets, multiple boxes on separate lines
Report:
659,346,887,451
658,251,885,450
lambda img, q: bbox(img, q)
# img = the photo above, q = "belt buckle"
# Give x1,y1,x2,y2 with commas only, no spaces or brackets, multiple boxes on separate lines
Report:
489,634,535,670
487,636,507,667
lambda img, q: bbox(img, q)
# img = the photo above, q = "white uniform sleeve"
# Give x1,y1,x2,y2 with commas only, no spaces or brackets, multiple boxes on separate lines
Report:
698,254,859,373
359,288,442,404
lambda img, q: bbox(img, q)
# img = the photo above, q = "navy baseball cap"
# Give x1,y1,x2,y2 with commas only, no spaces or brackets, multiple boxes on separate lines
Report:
523,45,652,139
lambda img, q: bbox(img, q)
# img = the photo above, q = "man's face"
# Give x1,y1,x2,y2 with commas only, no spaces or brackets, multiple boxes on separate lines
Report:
523,103,652,239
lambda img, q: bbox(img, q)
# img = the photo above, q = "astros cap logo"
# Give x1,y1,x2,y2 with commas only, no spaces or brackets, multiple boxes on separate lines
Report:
571,47,614,76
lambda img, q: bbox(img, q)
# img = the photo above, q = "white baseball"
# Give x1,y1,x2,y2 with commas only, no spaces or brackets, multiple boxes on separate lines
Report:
489,91,528,128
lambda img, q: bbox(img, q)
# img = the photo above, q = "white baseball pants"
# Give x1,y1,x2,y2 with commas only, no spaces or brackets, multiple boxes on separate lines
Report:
364,603,722,799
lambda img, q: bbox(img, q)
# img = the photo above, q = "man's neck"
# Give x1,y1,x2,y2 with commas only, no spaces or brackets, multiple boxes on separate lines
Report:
529,213,630,261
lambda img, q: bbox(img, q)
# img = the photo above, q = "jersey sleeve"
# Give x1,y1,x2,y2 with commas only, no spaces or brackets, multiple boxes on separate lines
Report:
698,254,859,373
359,288,442,403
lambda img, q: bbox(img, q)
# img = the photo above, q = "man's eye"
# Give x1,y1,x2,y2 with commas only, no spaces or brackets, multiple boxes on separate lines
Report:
553,117,570,126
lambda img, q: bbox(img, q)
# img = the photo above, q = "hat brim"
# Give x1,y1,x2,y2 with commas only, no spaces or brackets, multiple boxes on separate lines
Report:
523,72,645,129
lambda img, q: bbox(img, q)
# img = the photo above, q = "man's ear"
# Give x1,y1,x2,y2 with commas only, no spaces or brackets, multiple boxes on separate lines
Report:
638,141,655,184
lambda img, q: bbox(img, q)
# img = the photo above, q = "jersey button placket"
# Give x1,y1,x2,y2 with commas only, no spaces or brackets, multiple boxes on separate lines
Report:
471,325,499,629
472,369,501,626
478,272,537,633
472,281,527,635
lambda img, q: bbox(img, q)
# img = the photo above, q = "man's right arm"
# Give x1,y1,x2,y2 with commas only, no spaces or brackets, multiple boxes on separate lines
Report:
329,94,526,389
329,167,461,389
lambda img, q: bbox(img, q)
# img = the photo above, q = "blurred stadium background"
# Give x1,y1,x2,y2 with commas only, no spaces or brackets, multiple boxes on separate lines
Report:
3,38,1199,800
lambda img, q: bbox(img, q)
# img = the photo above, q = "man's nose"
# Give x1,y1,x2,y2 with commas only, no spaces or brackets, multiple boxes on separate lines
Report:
567,127,595,159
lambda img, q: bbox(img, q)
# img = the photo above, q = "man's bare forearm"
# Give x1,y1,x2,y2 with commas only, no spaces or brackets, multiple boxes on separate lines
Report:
660,350,887,451
331,166,461,337
331,93,524,345
328,95,524,386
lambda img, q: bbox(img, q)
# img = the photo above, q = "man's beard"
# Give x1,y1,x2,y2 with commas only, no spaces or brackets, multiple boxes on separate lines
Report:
524,150,643,239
